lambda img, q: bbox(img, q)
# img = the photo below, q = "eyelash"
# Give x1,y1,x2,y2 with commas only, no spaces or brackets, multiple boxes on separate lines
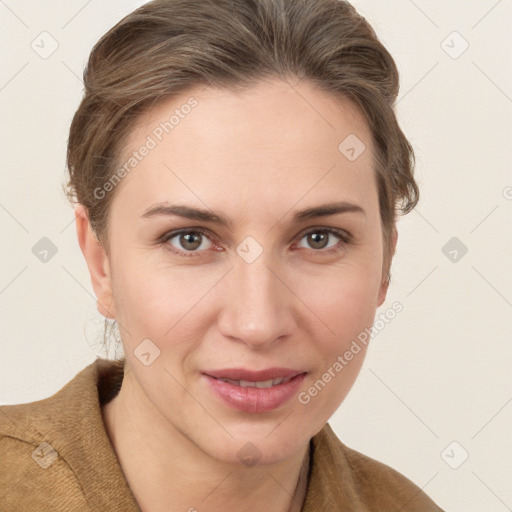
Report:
159,227,352,258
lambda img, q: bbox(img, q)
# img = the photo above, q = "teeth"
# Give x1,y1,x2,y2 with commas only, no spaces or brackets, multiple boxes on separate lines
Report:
218,375,295,388
242,379,274,388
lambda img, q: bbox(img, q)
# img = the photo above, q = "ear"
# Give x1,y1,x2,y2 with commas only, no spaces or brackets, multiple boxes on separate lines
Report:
75,205,117,319
377,225,398,307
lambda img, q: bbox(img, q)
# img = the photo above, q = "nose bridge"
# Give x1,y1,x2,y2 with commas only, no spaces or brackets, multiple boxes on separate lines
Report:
218,247,293,347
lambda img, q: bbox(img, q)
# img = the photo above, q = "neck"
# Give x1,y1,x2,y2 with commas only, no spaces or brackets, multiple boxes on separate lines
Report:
102,370,311,512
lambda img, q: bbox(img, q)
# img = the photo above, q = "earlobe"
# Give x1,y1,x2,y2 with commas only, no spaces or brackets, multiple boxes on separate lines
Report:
74,205,117,319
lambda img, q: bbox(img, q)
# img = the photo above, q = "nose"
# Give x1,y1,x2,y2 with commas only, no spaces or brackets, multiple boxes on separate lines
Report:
217,252,296,350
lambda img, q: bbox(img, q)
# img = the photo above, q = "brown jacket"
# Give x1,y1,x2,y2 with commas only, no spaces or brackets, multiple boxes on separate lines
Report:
0,357,444,511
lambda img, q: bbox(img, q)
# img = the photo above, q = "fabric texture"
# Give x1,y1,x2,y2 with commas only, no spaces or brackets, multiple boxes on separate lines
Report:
0,357,444,511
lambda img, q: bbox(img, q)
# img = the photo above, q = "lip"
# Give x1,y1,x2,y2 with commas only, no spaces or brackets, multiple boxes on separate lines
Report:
203,367,304,381
202,371,307,413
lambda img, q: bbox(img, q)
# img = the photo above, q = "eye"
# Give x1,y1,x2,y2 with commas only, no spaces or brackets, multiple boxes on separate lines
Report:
160,226,351,258
162,229,215,257
295,228,351,254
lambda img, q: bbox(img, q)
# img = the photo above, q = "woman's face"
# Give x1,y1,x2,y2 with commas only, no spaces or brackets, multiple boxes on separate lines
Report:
89,78,392,465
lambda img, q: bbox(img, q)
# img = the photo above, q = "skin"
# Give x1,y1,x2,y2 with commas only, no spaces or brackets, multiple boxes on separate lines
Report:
76,77,397,512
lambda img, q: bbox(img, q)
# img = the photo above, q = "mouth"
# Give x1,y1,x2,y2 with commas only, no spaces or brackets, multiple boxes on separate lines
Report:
201,368,308,413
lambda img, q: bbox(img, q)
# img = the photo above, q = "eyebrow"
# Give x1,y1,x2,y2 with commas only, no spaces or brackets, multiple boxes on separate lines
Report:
141,201,365,228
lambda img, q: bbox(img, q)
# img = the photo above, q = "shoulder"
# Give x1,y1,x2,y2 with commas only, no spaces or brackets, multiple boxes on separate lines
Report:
0,357,126,511
0,357,118,440
308,423,445,511
0,396,90,509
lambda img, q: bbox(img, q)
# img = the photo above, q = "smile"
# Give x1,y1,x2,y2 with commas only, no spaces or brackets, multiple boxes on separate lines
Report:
203,373,307,413
215,375,296,388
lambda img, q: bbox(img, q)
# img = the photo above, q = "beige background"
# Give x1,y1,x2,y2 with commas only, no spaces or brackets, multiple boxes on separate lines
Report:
1,1,511,510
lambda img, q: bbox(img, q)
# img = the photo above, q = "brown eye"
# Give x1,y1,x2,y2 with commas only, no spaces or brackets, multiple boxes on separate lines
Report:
179,232,202,251
307,232,329,250
165,230,214,255
296,228,351,254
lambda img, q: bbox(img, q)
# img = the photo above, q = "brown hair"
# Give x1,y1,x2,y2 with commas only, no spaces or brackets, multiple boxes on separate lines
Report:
64,0,418,279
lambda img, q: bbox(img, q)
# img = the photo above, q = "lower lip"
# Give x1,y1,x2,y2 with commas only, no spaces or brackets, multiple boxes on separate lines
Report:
203,373,307,413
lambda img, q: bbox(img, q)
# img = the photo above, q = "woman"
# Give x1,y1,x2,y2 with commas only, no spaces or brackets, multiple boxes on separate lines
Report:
0,0,445,510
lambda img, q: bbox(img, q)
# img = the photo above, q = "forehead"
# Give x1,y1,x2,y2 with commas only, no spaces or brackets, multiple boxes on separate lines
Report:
113,78,377,217
128,78,372,154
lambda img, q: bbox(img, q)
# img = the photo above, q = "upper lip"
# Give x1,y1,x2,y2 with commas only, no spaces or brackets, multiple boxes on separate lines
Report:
203,367,306,381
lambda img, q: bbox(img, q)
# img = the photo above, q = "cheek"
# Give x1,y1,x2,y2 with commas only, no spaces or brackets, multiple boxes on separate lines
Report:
111,260,216,345
297,262,381,338
294,269,378,412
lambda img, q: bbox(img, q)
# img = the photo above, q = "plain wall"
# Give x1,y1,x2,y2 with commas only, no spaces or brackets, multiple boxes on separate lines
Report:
1,1,511,511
